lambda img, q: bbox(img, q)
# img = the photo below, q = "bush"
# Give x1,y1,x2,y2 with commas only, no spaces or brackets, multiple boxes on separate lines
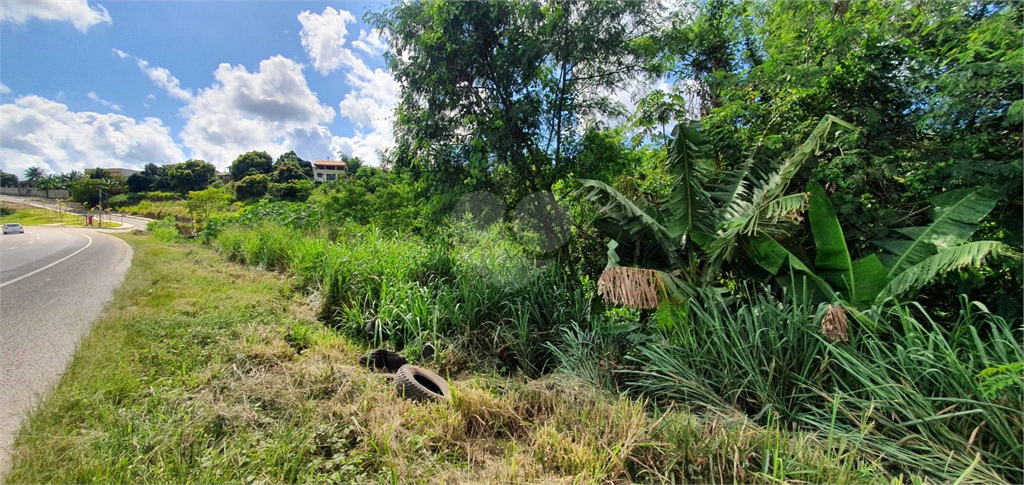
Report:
147,217,180,242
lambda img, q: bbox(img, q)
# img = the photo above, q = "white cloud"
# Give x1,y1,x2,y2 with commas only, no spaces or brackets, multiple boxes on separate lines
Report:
146,94,156,100
87,92,122,112
298,7,357,75
0,95,185,176
352,28,387,56
0,0,111,32
113,49,193,101
136,59,193,101
179,55,336,168
0,83,10,94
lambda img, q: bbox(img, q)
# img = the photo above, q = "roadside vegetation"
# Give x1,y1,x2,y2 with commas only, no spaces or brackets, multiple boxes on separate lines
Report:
4,234,914,484
1,205,87,227
5,0,1022,483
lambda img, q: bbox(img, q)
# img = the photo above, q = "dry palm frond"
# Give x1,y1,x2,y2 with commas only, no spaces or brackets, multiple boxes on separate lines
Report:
821,304,849,342
598,266,663,310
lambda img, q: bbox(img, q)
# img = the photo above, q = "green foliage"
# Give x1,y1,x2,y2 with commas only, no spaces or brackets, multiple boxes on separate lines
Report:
0,170,18,187
307,167,427,234
753,183,1021,308
146,217,180,242
274,150,314,180
185,187,231,223
623,287,1023,483
978,362,1024,400
579,116,850,295
167,159,216,194
374,0,660,198
69,177,126,206
268,179,313,202
235,173,270,201
23,166,44,183
230,151,274,181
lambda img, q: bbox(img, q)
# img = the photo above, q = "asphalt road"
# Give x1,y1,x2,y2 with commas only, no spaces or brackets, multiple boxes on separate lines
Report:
0,226,133,479
0,194,154,231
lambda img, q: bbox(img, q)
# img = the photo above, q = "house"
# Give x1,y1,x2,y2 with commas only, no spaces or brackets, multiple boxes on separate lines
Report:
216,171,232,184
85,167,141,178
312,160,347,182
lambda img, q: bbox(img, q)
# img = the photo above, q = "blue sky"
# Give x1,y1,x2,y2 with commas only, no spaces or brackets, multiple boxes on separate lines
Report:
0,0,398,175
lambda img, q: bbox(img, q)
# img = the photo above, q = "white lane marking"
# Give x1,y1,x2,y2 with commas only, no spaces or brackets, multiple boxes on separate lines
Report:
0,232,93,288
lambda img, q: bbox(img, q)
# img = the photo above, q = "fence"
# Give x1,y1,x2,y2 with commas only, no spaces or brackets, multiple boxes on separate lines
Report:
0,187,70,199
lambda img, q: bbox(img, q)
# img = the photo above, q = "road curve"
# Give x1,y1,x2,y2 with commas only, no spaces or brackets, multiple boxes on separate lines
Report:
0,226,133,478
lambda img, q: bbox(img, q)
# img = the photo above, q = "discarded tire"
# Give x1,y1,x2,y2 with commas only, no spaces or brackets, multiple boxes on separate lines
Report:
359,349,407,372
395,364,451,402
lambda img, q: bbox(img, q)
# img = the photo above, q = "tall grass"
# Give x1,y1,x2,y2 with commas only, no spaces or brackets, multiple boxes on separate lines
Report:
620,285,1023,483
213,222,595,376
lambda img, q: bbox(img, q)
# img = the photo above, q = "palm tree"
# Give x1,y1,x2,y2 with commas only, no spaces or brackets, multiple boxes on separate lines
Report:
23,166,44,184
578,115,854,308
36,174,62,198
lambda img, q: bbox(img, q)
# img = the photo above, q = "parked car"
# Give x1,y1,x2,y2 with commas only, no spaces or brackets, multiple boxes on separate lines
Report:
3,223,24,234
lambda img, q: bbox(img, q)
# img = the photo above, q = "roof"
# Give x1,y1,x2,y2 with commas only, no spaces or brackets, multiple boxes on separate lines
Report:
313,160,347,167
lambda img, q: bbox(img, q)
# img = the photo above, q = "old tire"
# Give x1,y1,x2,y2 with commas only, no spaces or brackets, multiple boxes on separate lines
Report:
395,365,450,402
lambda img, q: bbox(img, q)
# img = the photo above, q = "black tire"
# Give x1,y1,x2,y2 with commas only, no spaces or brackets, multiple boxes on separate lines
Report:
359,349,407,372
395,365,451,402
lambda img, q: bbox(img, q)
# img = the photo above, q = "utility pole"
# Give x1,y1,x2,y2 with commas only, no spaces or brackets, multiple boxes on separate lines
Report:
98,189,103,227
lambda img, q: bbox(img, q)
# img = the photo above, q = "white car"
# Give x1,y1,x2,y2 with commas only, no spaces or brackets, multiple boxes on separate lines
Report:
2,223,24,234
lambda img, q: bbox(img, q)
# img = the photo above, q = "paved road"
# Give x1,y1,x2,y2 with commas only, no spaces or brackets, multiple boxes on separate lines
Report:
0,194,154,231
0,226,133,479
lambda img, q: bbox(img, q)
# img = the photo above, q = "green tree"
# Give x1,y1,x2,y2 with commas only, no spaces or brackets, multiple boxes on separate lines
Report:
235,174,270,201
580,116,851,305
168,159,216,194
185,187,231,226
23,166,44,183
89,167,111,180
127,173,154,193
274,150,313,179
230,151,274,181
373,0,660,198
0,171,19,187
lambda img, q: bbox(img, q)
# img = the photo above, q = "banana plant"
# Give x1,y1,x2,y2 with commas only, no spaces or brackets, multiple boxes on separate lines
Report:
751,181,1020,309
579,115,854,308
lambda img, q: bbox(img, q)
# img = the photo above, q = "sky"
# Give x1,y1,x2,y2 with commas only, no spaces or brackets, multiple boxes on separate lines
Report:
0,0,400,176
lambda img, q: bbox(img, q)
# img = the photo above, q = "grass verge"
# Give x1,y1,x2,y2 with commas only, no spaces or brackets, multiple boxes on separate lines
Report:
4,234,914,484
1,207,122,228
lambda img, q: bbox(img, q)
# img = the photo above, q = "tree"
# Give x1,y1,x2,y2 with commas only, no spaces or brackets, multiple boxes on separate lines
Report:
234,174,270,201
89,167,111,180
230,151,274,181
751,182,1021,310
69,178,115,206
0,171,18,187
580,116,852,306
373,0,661,199
168,159,216,193
274,150,313,179
35,175,62,197
23,166,44,184
184,187,231,229
127,173,154,193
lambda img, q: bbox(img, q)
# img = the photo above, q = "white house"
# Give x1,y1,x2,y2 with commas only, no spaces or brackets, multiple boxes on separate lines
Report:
312,160,347,182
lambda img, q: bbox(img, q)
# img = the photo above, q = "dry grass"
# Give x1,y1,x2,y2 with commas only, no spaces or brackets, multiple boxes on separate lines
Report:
5,234,911,484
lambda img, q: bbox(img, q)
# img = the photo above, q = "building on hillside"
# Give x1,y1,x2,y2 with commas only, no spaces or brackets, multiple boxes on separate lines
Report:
216,172,232,184
312,160,347,182
85,168,141,178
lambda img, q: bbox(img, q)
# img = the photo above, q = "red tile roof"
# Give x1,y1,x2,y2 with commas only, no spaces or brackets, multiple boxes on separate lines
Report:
313,160,347,167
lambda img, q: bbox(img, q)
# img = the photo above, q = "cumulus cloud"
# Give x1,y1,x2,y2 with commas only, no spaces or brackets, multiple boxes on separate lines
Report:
0,95,185,176
113,49,193,101
179,55,336,167
87,92,122,112
298,7,357,75
0,0,111,32
352,28,387,56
